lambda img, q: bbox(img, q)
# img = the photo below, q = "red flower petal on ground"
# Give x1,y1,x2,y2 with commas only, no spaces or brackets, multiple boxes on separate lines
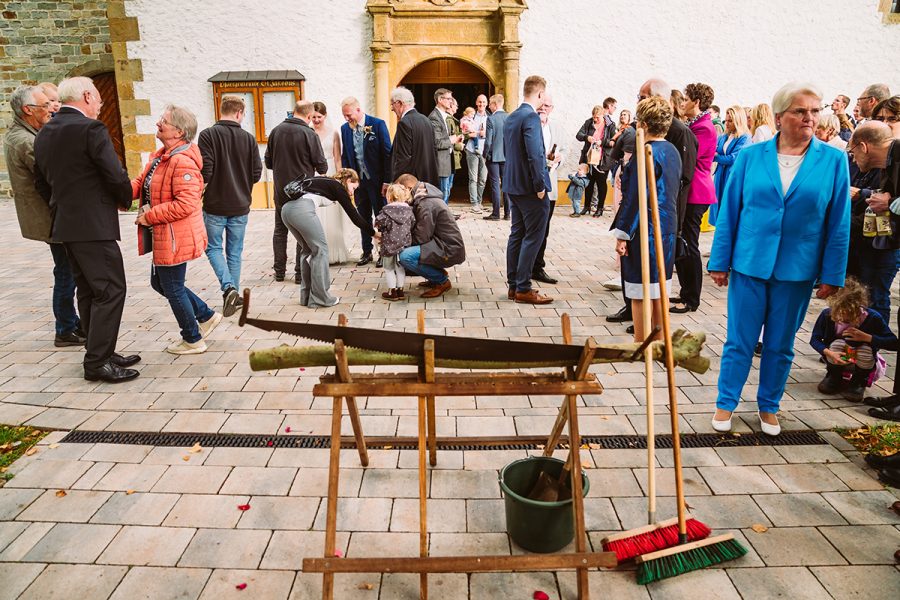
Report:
267,440,274,447
237,504,251,511
334,549,343,558
235,583,247,590
533,592,550,600
285,427,292,433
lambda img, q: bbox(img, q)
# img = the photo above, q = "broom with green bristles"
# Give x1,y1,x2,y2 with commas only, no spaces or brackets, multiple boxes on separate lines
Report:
633,142,747,584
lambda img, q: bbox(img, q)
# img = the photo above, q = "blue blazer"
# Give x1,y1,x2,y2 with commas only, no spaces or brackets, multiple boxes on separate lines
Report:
712,133,750,203
484,109,508,163
502,103,551,196
340,114,392,187
708,135,850,286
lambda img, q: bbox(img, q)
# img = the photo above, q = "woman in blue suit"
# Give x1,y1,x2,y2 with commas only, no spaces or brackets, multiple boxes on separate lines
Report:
708,83,850,436
708,105,751,226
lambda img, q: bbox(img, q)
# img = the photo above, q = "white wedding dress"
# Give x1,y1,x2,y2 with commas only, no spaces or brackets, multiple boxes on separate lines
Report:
314,127,353,264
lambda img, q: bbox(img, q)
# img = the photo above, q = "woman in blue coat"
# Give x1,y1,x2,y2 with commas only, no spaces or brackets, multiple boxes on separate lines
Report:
708,82,851,436
708,106,751,225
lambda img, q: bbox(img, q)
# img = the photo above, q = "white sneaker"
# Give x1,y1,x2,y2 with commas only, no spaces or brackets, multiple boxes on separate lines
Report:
471,205,483,213
166,339,208,355
758,412,781,436
711,415,733,432
198,312,223,339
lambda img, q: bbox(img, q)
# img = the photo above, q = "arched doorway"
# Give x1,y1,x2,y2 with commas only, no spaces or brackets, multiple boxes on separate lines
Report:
92,72,126,166
401,58,495,202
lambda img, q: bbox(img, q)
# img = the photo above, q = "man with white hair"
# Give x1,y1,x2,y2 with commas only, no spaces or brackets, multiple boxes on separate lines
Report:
4,84,84,347
390,86,438,187
33,76,140,383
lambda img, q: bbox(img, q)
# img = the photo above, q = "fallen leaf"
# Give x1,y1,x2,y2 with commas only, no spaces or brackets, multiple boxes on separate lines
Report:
600,415,610,420
188,443,202,453
580,444,589,450
125,490,136,495
536,444,545,450
182,456,190,462
383,445,393,450
24,447,38,456
238,504,251,511
534,591,550,600
55,490,67,497
732,432,741,437
235,583,247,591
357,583,374,590
299,368,306,371
751,524,768,533
587,443,601,450
333,549,343,558
48,443,60,449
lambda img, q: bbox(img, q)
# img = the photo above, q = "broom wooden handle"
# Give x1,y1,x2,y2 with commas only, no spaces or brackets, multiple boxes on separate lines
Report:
635,129,656,524
645,143,687,538
634,533,736,563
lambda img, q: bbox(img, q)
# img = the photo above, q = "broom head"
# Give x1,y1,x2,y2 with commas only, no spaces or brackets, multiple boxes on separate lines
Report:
635,533,747,585
601,516,711,562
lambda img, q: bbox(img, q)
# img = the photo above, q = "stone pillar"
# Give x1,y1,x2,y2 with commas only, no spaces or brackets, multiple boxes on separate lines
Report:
501,44,521,109
372,45,391,123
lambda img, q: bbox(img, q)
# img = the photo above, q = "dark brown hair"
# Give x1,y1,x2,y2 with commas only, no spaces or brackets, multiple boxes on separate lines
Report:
685,83,715,112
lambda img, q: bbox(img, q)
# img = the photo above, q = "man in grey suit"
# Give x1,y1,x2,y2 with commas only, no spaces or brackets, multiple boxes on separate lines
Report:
428,88,461,204
484,93,509,220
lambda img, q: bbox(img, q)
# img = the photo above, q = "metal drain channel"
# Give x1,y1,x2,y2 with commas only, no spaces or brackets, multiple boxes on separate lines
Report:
60,429,827,450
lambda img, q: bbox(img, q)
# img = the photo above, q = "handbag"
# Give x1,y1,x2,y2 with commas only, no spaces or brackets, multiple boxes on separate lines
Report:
586,143,602,166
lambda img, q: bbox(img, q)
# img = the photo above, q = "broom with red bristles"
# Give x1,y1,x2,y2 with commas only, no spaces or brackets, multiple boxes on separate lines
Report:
633,142,746,584
600,129,711,563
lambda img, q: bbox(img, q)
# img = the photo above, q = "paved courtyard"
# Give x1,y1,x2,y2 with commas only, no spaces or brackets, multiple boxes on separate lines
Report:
0,202,898,599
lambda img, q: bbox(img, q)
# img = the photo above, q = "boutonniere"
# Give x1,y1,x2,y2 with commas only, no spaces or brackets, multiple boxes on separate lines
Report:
363,125,374,138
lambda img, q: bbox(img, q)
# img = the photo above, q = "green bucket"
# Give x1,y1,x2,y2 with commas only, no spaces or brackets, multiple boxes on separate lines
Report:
499,456,590,553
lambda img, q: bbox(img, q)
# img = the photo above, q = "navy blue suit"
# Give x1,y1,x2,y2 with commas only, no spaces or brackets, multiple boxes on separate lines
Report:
503,103,552,293
341,115,392,256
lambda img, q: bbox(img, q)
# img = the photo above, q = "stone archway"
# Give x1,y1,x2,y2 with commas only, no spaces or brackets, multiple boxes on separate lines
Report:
366,0,526,124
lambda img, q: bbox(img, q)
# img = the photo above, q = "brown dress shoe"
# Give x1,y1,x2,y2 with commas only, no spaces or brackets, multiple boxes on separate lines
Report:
507,288,515,300
515,289,553,305
417,280,437,288
421,280,451,298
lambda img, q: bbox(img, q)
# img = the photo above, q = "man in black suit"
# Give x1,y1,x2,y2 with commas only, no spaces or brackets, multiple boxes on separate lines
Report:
390,86,438,187
265,100,328,282
33,77,140,383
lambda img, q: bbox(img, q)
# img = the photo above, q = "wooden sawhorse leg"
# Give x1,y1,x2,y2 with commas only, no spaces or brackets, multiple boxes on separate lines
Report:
337,315,368,467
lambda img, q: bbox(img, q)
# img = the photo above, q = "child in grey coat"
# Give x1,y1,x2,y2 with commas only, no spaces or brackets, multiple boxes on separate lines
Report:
567,163,590,216
375,184,416,301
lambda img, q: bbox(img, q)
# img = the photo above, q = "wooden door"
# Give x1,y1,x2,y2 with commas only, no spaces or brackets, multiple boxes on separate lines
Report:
93,72,126,166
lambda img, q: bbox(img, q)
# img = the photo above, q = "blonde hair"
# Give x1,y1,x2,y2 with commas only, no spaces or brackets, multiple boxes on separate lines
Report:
523,75,547,98
827,278,869,324
750,103,776,135
164,104,198,141
636,96,673,137
386,183,412,204
462,107,475,117
726,105,750,137
817,114,840,132
591,105,603,117
332,168,359,190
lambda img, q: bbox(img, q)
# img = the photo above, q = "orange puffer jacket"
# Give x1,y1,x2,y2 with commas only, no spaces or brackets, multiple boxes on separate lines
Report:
132,143,207,266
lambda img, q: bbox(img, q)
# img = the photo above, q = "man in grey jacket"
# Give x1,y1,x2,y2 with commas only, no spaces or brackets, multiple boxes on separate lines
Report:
428,88,462,203
483,94,509,220
4,85,84,347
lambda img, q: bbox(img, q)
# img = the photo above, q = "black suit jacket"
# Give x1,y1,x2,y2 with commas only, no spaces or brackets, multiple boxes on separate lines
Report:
264,118,327,206
391,109,439,186
33,107,132,242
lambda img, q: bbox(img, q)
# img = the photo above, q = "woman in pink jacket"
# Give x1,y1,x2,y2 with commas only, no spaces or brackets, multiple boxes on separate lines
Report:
133,105,221,355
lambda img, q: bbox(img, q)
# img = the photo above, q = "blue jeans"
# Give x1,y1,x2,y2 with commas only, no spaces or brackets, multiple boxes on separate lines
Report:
398,245,449,285
439,176,452,204
204,212,248,292
506,194,551,292
150,263,215,343
50,243,80,335
857,248,899,324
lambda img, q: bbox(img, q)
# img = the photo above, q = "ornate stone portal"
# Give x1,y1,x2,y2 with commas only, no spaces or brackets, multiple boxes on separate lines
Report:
366,0,527,123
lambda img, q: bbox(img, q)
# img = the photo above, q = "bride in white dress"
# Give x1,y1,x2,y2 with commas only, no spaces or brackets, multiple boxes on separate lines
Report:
311,102,353,264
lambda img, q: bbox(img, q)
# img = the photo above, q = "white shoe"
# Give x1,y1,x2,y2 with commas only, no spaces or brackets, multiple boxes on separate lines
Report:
711,415,732,432
166,339,207,355
758,412,781,436
198,312,223,338
471,205,483,213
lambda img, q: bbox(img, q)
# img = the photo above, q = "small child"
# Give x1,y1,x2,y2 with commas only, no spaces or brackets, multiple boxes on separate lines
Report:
811,278,898,401
374,184,416,301
460,107,481,153
567,164,590,216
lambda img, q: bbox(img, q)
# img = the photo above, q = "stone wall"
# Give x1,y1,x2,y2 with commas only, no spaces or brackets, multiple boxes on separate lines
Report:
0,0,113,198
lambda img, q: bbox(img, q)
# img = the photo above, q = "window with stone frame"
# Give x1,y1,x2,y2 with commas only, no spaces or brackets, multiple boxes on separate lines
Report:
208,71,305,143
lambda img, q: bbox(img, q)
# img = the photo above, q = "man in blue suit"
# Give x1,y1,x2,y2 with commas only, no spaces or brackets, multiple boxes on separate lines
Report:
340,97,392,266
503,75,553,305
483,93,509,220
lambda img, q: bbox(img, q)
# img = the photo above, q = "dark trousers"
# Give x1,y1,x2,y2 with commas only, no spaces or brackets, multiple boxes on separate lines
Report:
355,179,385,256
487,161,508,218
583,167,608,214
150,263,214,344
273,198,302,278
63,241,126,370
49,243,80,336
895,306,900,395
532,200,555,274
675,204,706,309
856,248,899,326
506,194,551,292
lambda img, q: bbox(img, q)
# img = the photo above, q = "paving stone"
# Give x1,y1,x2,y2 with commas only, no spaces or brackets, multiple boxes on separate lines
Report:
94,463,168,492
466,499,507,532
178,528,271,569
4,459,92,489
809,566,900,600
16,489,112,523
198,569,295,600
743,526,846,566
163,495,250,529
775,444,850,464
106,411,174,432
470,572,559,598
260,530,350,570
142,446,209,466
391,498,466,532
218,413,284,434
646,568,741,600
0,522,54,561
151,466,232,494
24,407,90,429
610,496,678,531
18,564,127,600
359,468,426,498
580,467,644,497
0,402,46,425
674,494,771,529
429,532,510,557
204,447,273,467
463,449,529,470
714,446,785,465
109,566,211,600
69,463,116,490
289,571,384,599
456,416,516,436
632,467,712,496
161,412,230,433
431,470,500,498
91,492,181,526
0,562,46,600
380,573,469,600
312,497,393,532
348,531,419,557
22,523,121,563
560,570,651,600
590,448,652,468
696,466,780,494
727,566,830,600
752,493,848,526
655,447,723,467
236,496,319,530
822,491,900,525
819,525,900,564
0,488,43,520
762,464,850,493
98,525,196,566
219,466,297,496
32,442,92,461
289,467,362,497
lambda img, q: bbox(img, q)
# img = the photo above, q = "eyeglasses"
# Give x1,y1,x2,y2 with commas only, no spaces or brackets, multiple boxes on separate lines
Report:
873,115,900,123
857,96,875,102
25,103,51,110
785,108,822,119
847,142,862,156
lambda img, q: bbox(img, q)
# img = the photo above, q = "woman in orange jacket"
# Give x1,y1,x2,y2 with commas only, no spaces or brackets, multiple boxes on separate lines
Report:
133,105,221,355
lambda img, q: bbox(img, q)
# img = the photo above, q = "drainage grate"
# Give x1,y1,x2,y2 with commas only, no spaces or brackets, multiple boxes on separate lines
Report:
60,429,826,450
